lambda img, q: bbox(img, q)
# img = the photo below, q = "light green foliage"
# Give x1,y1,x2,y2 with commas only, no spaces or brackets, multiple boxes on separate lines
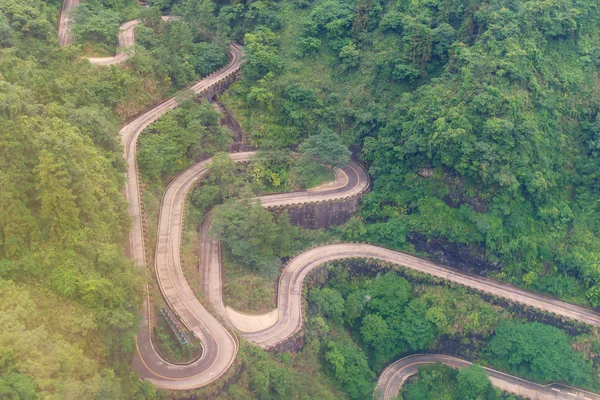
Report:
0,280,125,398
211,199,298,277
138,99,231,182
324,336,375,399
249,150,292,189
134,14,227,87
298,128,351,168
418,286,505,337
0,0,187,397
247,150,335,191
214,343,341,400
488,321,593,385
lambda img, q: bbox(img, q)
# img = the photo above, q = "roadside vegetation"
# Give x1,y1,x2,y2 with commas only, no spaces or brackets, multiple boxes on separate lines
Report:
0,0,165,398
307,262,598,399
216,0,600,309
186,149,340,312
5,0,600,398
399,363,511,400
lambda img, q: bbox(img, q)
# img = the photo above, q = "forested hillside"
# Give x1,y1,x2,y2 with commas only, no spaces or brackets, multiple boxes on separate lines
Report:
0,0,177,398
3,0,600,398
196,0,600,306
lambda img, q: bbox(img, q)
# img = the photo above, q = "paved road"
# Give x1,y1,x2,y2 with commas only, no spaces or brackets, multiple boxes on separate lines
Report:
57,0,77,46
57,0,176,65
198,162,370,332
88,17,179,65
375,354,600,400
57,1,600,396
211,242,600,348
122,48,243,389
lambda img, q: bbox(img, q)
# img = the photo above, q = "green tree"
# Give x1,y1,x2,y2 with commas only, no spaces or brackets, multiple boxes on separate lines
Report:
456,365,498,400
211,200,297,277
488,322,592,385
309,287,345,323
325,339,375,400
0,373,37,400
400,299,436,351
299,129,351,168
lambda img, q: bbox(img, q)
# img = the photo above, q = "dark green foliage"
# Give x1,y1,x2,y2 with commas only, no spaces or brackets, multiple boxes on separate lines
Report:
487,321,593,385
401,363,502,400
400,299,436,351
324,336,375,399
309,287,346,323
134,14,227,87
308,264,598,396
218,0,600,307
73,3,121,46
0,373,38,400
456,365,499,400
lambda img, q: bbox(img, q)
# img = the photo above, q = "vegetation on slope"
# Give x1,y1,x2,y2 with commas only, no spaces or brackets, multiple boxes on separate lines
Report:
0,0,156,397
5,0,600,397
207,0,600,307
399,363,508,400
308,263,597,399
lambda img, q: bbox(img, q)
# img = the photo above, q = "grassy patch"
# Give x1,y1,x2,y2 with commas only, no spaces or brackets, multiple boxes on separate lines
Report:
223,253,278,313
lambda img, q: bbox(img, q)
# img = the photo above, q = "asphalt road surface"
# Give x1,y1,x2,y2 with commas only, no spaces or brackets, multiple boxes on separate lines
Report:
58,1,600,396
57,0,77,46
375,354,600,400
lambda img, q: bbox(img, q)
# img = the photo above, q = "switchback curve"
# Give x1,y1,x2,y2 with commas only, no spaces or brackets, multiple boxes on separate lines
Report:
375,354,600,400
87,16,180,65
58,0,177,65
57,2,600,396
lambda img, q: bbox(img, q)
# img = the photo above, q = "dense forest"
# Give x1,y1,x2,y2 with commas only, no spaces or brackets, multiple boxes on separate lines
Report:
3,0,600,398
212,0,600,307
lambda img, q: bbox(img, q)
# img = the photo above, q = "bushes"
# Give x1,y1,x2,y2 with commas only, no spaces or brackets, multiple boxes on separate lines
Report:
487,321,593,385
137,99,230,182
211,199,297,277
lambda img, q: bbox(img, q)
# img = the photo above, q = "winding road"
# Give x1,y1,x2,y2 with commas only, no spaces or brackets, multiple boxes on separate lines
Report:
375,355,600,400
58,2,600,397
58,0,177,65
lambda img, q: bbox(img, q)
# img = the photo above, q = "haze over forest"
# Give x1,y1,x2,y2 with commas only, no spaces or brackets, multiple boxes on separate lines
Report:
2,0,600,399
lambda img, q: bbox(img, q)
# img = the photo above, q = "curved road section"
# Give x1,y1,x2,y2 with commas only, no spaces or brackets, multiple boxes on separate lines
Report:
375,354,600,400
198,162,370,334
122,49,243,389
58,0,176,66
206,242,600,349
88,16,179,66
58,1,600,396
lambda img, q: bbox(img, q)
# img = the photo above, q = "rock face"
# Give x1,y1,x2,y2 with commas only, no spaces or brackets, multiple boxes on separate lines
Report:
269,196,360,229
